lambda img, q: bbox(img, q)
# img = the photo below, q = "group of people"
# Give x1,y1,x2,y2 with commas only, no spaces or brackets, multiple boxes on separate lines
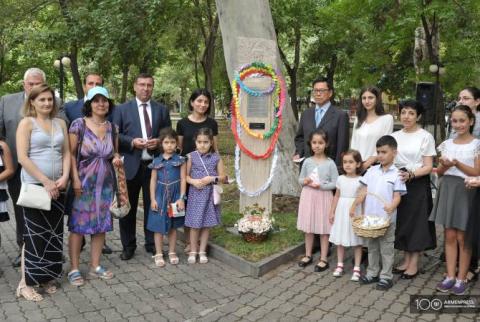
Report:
294,78,480,294
0,68,479,302
0,68,225,302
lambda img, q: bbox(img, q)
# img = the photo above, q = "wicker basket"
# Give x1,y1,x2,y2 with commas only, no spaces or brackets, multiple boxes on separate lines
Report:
242,232,268,243
352,216,390,238
351,192,391,238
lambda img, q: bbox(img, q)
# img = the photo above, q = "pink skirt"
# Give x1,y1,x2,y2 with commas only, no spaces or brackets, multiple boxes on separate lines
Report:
297,186,333,234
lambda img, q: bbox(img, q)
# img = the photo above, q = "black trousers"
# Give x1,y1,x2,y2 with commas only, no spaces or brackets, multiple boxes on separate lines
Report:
119,161,154,252
7,167,24,249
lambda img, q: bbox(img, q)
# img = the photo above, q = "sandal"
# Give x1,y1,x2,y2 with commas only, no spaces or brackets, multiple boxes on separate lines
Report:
198,252,208,264
152,254,166,267
187,252,197,264
351,267,361,282
168,252,179,265
298,256,312,268
43,280,58,294
314,259,329,272
333,263,344,277
89,265,114,280
16,286,43,302
68,270,85,287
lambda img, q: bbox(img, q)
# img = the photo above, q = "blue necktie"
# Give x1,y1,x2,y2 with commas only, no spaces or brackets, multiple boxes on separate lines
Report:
315,108,324,127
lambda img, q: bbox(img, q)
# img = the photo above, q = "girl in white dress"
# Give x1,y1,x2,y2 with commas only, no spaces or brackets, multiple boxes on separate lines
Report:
351,86,393,170
329,150,364,281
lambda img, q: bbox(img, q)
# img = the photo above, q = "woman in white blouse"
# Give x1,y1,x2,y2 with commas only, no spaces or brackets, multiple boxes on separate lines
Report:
391,100,436,279
350,86,393,170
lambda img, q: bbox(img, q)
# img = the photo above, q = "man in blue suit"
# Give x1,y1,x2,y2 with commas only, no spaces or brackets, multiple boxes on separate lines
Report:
64,73,103,123
64,72,113,255
113,73,171,260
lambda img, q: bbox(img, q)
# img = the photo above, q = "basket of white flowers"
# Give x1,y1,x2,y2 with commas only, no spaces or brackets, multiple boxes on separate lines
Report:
235,203,274,243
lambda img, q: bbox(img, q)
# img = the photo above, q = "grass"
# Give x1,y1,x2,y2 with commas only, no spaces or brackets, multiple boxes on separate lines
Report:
211,211,304,262
208,119,303,263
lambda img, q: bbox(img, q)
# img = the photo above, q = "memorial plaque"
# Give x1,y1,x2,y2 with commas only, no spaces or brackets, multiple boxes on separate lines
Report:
247,94,269,118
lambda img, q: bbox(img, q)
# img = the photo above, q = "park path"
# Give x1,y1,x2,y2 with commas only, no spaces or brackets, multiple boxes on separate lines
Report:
0,213,479,321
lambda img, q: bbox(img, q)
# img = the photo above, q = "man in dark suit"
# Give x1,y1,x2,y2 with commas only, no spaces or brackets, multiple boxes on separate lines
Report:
0,67,64,267
64,72,113,255
113,73,171,260
64,73,103,123
294,77,349,166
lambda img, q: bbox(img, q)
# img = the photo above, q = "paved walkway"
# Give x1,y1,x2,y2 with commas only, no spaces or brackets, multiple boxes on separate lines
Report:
0,214,479,321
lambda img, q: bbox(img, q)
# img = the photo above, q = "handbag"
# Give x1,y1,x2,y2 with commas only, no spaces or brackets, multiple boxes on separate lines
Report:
197,151,222,205
16,119,54,211
109,125,131,219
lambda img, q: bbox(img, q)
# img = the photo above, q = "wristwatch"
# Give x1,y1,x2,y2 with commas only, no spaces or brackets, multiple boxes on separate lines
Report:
179,194,187,201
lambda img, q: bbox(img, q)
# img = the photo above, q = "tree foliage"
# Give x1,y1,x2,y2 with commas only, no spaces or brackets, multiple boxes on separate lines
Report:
0,0,479,113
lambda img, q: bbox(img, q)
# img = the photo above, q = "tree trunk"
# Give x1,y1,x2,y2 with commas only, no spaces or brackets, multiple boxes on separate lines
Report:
216,0,300,196
277,24,301,121
69,45,83,99
326,53,337,99
120,63,129,103
195,0,219,116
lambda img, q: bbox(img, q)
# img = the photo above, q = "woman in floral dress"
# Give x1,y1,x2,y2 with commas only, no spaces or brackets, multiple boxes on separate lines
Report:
68,87,121,286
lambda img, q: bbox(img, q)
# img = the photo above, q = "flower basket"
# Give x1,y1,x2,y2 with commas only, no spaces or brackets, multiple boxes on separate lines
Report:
235,203,274,243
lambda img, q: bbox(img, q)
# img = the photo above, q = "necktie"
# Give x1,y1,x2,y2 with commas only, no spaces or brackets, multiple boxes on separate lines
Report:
142,103,152,138
315,108,324,127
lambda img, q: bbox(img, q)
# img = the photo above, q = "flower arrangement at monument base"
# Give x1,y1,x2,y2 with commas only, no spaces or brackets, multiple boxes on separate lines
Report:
235,203,274,243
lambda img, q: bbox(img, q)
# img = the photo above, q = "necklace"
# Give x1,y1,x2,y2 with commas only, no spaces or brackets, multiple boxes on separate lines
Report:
90,118,107,126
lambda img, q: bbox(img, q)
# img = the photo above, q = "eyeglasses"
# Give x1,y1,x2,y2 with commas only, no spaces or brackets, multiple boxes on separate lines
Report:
312,89,330,94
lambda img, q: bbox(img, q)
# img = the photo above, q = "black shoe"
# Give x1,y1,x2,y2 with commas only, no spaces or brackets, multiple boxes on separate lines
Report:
359,275,379,285
12,254,21,268
376,278,393,290
400,272,418,280
314,259,329,272
392,268,406,275
298,256,312,268
102,244,113,255
120,249,134,261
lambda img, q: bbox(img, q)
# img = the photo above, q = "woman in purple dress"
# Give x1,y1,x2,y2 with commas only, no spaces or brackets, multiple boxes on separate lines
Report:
67,87,121,286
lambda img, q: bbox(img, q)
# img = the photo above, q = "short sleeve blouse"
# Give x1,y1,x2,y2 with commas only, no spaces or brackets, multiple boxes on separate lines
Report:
392,128,436,171
350,114,394,160
438,138,480,178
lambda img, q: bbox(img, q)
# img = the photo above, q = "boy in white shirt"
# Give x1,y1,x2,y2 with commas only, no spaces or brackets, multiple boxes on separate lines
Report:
350,135,407,290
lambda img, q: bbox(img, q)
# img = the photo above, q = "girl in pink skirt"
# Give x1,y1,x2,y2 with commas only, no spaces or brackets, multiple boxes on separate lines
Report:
297,129,338,272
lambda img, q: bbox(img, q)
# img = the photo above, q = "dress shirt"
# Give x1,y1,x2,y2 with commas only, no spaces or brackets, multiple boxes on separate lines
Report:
136,98,153,160
315,102,331,127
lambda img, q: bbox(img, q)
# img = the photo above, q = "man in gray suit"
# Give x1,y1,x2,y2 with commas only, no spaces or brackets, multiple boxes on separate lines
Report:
0,68,64,267
294,77,349,166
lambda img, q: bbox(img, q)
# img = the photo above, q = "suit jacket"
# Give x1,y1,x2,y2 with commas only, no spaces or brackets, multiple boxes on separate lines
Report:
0,91,65,169
65,98,114,124
65,98,85,124
113,99,171,180
294,104,349,165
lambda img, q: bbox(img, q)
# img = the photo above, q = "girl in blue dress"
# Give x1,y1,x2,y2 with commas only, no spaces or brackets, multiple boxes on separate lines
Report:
148,128,186,267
